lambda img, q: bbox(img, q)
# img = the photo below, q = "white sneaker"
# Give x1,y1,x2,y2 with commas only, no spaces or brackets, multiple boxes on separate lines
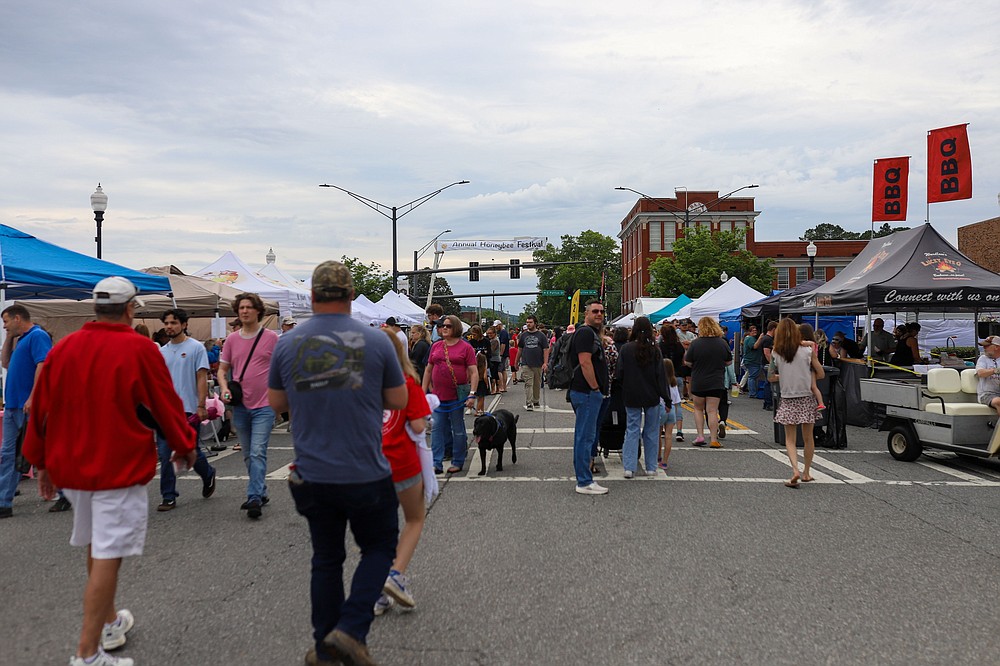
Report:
373,593,394,616
101,609,134,651
623,470,634,479
70,648,134,666
575,482,609,495
383,569,415,608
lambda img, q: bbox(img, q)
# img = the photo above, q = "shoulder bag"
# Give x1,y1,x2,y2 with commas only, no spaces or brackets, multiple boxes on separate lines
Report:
443,341,472,402
227,328,264,407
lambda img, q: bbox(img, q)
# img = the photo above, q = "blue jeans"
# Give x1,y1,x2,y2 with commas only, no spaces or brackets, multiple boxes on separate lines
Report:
570,390,604,487
745,363,761,398
431,402,467,471
289,473,398,654
156,423,214,501
0,408,26,507
591,396,611,459
232,404,274,501
624,405,660,473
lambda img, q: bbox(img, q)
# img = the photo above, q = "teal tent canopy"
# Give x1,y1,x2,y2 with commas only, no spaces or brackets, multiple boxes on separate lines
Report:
0,224,170,300
647,294,693,321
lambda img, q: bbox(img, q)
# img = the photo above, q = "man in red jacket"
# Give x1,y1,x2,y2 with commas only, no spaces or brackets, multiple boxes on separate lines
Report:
24,277,196,666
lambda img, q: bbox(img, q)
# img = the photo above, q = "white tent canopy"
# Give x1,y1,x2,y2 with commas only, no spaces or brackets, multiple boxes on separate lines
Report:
377,291,426,322
685,278,767,321
632,297,677,316
669,287,715,321
354,294,421,326
195,251,311,319
257,261,306,290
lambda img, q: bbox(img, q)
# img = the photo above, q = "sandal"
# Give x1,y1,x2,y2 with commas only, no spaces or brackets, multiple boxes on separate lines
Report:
233,443,242,451
784,474,800,488
446,466,461,474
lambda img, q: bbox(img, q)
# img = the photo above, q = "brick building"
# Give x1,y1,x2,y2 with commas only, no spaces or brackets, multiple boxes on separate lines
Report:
618,190,868,313
957,216,1000,274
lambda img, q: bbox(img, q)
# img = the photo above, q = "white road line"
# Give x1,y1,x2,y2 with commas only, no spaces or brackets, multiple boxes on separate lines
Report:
513,428,759,435
758,449,840,484
916,460,992,484
810,454,876,484
446,475,1000,486
266,463,292,480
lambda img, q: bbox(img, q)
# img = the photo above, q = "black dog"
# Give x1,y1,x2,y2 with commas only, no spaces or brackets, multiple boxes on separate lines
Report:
472,409,519,476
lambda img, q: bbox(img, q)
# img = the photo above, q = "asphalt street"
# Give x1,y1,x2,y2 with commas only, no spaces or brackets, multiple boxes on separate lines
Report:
6,385,1000,665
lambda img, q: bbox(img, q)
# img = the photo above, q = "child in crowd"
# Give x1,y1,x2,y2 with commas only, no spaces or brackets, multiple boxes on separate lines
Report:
798,324,826,410
375,330,431,616
473,351,489,416
659,358,682,469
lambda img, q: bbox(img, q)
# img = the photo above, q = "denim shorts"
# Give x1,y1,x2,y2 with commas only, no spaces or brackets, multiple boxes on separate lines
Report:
394,473,422,493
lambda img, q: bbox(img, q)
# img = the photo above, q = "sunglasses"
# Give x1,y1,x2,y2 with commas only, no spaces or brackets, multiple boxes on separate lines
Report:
590,309,605,314
440,324,453,329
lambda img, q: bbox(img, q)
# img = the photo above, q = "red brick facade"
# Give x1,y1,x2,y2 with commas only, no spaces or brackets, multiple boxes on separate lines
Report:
618,191,868,313
958,216,1000,274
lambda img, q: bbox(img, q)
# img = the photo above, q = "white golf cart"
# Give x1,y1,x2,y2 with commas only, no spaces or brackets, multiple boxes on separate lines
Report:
860,367,999,461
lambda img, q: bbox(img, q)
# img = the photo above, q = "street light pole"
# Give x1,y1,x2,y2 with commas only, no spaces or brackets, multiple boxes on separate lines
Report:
90,184,108,259
319,181,470,292
414,228,453,271
806,241,817,280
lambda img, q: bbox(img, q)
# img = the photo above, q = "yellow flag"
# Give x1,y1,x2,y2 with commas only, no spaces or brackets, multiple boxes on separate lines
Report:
569,289,581,326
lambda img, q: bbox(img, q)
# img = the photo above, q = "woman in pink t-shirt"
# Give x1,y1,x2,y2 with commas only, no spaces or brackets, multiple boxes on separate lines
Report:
422,315,478,475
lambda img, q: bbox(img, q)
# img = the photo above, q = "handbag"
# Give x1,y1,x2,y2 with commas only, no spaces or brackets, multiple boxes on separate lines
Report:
443,341,472,402
228,328,265,407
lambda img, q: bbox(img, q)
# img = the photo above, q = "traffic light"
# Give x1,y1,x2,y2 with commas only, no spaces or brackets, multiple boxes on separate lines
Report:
509,259,520,279
469,261,480,281
565,289,573,300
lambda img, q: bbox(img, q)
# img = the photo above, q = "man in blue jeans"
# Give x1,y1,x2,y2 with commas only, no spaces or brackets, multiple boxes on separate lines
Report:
270,261,407,666
0,304,52,518
741,324,763,400
155,308,217,511
569,300,610,496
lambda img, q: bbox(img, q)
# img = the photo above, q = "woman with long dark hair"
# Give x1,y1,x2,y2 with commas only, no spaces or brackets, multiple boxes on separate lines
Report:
771,318,826,488
615,317,670,478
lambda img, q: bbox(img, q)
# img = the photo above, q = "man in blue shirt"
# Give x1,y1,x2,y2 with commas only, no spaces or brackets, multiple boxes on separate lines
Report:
0,304,53,518
269,260,407,666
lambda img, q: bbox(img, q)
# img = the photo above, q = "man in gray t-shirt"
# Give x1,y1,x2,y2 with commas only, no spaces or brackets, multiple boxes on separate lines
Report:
975,336,1000,418
515,315,549,410
268,261,407,665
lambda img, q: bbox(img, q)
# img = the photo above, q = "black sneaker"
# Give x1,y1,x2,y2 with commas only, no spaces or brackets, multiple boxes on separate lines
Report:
240,496,270,510
0,507,12,519
202,471,217,498
157,499,177,512
49,496,72,513
246,499,262,519
718,422,726,439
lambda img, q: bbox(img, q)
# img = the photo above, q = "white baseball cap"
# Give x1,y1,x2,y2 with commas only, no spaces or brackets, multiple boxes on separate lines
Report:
92,277,144,307
493,319,502,326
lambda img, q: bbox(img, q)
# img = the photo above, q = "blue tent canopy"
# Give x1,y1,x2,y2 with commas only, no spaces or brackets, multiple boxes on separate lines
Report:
647,294,693,321
0,224,170,300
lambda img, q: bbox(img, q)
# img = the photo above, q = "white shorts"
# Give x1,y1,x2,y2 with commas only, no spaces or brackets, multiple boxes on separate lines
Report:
62,486,149,559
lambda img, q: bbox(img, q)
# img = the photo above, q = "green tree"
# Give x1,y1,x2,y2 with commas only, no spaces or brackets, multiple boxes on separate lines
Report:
340,255,392,299
647,227,774,298
800,222,908,241
532,230,621,326
409,270,461,315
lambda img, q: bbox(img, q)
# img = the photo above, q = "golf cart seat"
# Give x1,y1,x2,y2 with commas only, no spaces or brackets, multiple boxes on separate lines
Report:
922,367,994,416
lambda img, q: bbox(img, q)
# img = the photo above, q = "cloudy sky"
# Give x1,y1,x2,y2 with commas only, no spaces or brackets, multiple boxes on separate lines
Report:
2,1,998,314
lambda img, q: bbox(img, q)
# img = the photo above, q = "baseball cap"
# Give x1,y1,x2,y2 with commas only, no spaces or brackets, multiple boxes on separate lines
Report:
493,319,502,326
92,277,144,307
981,336,1000,347
311,260,353,299
385,316,398,327
281,316,296,326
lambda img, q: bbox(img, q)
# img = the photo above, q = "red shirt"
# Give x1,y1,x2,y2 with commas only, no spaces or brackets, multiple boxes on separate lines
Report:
23,322,195,491
381,376,430,483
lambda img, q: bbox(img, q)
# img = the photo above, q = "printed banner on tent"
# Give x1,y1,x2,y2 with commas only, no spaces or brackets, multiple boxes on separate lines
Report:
872,156,909,222
927,124,972,203
436,238,547,252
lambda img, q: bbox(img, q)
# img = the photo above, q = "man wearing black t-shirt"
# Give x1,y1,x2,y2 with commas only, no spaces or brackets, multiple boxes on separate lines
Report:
754,320,776,410
569,300,609,495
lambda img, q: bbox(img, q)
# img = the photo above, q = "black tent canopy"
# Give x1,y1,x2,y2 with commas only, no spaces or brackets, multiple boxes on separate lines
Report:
781,224,1000,314
741,277,825,319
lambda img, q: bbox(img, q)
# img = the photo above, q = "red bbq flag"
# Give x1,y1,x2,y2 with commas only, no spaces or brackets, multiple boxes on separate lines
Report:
872,157,909,222
927,124,972,203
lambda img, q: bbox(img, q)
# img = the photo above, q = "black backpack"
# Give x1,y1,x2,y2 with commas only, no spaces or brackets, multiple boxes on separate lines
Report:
548,333,576,389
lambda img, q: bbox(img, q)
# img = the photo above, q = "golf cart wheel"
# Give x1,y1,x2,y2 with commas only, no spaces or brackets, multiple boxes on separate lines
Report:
887,425,922,462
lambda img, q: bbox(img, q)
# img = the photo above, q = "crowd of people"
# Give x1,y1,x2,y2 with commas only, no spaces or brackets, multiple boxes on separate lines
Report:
4,261,963,665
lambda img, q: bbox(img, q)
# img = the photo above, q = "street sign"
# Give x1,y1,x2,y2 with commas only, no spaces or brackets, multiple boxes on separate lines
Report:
541,289,564,296
579,289,598,295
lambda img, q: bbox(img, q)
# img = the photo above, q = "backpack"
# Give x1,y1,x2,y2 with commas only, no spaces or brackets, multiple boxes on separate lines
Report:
548,333,576,389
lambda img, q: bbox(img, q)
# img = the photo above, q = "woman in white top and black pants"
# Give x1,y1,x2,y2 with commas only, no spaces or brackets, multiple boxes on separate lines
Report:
770,318,826,488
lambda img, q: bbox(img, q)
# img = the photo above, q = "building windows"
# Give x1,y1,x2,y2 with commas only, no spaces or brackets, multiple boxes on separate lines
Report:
777,267,790,290
833,266,843,276
795,267,808,285
663,221,675,251
649,221,661,252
